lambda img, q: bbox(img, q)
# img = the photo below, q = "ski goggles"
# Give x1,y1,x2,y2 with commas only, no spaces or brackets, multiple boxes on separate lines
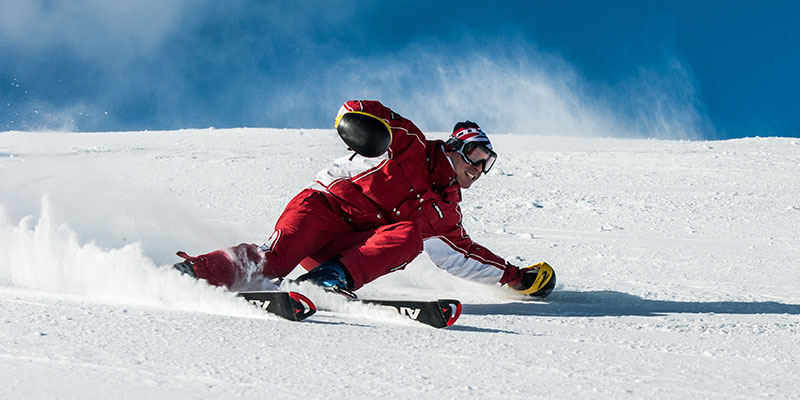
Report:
448,139,497,173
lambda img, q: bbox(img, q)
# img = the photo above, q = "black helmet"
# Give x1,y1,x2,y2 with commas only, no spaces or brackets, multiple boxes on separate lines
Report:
336,111,392,157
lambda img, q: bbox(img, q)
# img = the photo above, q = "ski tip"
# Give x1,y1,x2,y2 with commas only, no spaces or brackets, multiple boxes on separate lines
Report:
239,290,317,322
288,291,317,321
438,299,462,327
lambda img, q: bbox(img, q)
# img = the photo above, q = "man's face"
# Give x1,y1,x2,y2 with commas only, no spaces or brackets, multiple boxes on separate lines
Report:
449,150,483,188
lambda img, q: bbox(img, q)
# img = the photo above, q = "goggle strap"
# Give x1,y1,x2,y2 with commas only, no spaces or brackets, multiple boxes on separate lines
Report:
445,137,464,151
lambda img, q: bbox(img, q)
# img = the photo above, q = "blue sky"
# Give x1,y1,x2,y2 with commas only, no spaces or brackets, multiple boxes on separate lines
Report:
1,1,798,139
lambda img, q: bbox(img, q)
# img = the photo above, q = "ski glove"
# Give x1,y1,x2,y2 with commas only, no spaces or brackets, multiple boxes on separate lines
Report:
503,262,556,299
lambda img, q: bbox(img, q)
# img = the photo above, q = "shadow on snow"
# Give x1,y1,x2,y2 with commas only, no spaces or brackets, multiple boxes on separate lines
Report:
463,290,800,317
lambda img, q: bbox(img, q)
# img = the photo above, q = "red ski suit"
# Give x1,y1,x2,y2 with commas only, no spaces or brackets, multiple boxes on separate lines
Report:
192,100,517,290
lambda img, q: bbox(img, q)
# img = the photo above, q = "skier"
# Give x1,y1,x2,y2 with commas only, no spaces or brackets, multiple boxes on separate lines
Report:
174,100,555,298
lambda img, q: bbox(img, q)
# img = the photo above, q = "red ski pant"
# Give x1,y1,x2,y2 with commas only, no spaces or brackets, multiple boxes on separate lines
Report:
191,189,423,290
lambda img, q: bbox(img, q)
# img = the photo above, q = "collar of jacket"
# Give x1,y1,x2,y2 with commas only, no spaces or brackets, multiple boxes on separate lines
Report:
427,140,462,203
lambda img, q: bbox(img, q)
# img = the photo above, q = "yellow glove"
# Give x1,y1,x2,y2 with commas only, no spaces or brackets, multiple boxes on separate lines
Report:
508,262,556,298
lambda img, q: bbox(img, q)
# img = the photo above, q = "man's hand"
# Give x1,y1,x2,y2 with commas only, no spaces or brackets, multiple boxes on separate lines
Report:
504,262,556,298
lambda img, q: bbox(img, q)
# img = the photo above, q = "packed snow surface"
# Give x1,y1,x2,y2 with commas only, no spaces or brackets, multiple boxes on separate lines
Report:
1,128,799,399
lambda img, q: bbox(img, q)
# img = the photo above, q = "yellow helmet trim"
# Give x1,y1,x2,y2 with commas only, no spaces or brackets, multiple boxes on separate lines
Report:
335,111,393,143
519,262,554,295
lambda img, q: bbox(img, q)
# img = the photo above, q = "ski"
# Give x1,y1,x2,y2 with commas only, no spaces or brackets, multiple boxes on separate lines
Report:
237,288,461,327
175,254,458,327
238,291,316,322
350,298,462,328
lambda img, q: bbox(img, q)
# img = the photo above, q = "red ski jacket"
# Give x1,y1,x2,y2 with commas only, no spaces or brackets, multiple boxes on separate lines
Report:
310,100,515,284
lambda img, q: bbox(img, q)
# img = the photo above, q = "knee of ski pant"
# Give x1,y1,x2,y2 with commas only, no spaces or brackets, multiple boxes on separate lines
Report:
341,222,424,290
378,221,423,251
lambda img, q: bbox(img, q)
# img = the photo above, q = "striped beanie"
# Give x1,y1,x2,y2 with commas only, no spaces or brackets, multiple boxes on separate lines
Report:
451,121,492,150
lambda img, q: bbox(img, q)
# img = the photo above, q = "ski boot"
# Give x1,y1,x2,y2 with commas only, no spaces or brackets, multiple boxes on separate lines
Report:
296,259,357,299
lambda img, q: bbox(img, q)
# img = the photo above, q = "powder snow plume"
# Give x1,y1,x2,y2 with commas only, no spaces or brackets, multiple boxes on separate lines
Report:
0,196,259,318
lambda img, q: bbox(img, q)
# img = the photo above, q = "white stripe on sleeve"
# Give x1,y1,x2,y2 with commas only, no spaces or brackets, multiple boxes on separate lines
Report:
310,153,390,190
423,237,504,284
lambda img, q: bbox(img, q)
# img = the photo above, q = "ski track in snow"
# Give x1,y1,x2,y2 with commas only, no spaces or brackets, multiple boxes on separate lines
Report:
1,128,799,399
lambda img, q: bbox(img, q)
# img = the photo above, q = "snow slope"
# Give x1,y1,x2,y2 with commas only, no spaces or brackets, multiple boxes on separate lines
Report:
1,128,799,399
